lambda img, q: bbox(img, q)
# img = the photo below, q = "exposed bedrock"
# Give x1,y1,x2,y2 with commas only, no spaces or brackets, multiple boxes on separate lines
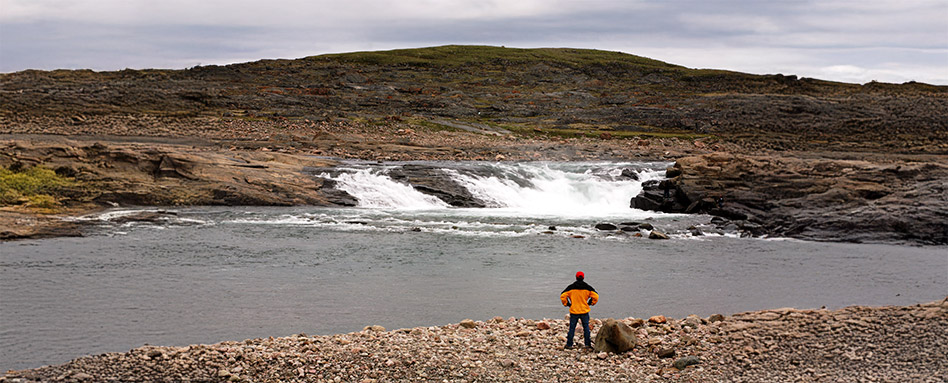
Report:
631,152,948,244
0,140,348,208
386,164,486,208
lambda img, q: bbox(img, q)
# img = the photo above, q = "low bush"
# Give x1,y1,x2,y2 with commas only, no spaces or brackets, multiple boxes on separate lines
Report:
0,166,77,207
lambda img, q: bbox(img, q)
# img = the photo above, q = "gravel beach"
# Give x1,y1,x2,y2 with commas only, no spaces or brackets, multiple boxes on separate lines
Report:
4,299,945,382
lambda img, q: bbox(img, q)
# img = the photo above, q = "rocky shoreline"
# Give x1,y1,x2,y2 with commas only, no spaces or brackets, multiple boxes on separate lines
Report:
4,299,945,382
3,130,946,244
632,152,948,244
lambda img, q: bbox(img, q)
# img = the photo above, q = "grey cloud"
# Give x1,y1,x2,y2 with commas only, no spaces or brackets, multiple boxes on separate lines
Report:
0,0,945,84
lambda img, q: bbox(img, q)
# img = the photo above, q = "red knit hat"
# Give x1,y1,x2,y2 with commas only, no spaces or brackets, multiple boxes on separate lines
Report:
576,271,584,279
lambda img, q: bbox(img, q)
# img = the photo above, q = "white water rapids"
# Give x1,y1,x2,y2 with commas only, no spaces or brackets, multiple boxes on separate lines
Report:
321,161,669,218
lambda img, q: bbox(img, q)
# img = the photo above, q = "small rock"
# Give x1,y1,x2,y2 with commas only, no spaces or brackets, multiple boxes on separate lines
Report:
673,356,701,370
597,352,608,359
459,319,477,329
648,315,667,324
536,321,551,330
499,359,517,368
708,314,725,323
657,347,676,358
682,314,702,328
619,169,640,180
628,318,645,328
648,230,669,240
595,223,618,231
146,349,162,359
72,372,93,380
363,325,386,332
638,223,654,230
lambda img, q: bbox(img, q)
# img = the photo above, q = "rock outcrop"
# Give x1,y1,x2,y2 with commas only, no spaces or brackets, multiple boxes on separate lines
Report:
632,152,948,244
0,139,346,209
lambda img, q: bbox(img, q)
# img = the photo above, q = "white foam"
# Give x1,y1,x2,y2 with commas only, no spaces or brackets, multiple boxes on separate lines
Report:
321,169,449,209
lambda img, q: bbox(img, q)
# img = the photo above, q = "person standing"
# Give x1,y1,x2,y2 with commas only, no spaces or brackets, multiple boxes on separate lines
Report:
560,271,599,349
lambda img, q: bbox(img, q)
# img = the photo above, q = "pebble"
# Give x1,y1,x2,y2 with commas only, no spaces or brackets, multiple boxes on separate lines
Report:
5,299,946,383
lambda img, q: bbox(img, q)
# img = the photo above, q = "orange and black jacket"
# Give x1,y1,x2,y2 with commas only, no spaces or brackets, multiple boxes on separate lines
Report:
560,280,599,315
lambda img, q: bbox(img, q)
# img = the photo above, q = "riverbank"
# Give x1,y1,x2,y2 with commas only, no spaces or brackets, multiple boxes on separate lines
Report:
3,130,946,244
4,299,945,382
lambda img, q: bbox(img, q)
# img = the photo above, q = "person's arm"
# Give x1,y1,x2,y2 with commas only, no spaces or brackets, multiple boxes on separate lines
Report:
588,291,599,306
560,291,571,307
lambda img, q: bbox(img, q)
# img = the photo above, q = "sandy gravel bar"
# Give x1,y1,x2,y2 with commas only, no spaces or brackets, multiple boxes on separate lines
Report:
4,299,946,382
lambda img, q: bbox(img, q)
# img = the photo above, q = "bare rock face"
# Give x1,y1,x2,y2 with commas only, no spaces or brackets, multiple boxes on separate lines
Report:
0,140,346,209
593,318,637,353
631,152,948,245
386,164,485,208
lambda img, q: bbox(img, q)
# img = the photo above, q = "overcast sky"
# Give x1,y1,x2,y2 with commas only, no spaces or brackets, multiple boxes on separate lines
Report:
2,0,946,84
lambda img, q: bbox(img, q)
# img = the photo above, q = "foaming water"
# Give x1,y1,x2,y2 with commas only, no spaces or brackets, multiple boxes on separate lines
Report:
327,169,449,209
320,161,667,217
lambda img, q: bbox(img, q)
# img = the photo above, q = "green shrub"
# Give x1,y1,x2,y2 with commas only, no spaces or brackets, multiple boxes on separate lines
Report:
0,166,77,207
24,194,61,209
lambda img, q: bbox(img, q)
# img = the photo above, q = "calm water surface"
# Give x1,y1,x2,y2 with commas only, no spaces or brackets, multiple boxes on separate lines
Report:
2,206,945,371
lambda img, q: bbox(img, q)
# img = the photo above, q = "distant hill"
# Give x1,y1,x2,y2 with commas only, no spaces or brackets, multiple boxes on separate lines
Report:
2,45,946,152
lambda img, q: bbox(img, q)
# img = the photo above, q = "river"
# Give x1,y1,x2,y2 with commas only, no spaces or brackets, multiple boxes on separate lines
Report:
2,161,945,371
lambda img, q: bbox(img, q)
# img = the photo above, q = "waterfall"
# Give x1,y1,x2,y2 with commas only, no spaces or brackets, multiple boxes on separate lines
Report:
320,161,668,217
325,168,449,209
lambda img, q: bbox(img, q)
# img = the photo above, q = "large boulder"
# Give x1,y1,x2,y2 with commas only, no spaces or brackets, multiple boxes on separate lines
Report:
387,164,486,208
593,318,637,353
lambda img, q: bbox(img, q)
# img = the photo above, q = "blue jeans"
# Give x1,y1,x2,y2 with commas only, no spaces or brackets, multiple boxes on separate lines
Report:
566,313,590,348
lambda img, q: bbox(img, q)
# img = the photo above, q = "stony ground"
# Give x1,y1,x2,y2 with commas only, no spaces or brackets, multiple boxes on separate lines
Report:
4,299,945,383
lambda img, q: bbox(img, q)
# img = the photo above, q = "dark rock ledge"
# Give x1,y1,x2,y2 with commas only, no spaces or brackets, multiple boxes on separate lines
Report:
631,152,948,245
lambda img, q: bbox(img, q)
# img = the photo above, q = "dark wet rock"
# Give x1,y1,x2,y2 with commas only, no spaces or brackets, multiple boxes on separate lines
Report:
638,222,654,231
688,225,704,236
619,169,640,180
595,223,618,231
547,226,557,231
673,355,701,370
109,211,177,224
619,226,639,232
387,165,485,208
593,318,637,353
